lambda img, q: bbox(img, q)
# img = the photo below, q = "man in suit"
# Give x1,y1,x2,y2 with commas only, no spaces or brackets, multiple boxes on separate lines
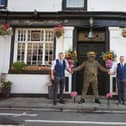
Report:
51,52,70,105
109,56,126,105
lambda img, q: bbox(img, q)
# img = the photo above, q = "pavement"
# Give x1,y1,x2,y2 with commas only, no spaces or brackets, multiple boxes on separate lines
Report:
0,96,126,113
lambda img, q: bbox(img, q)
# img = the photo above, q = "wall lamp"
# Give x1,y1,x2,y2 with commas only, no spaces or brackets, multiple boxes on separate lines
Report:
88,17,94,39
33,9,39,18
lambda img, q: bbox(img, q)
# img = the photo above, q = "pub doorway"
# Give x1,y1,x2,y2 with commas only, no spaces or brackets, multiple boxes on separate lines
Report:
75,28,109,96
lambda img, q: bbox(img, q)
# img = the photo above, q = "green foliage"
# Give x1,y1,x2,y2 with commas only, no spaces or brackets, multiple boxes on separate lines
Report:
12,62,26,73
0,24,11,35
65,49,78,63
2,81,12,89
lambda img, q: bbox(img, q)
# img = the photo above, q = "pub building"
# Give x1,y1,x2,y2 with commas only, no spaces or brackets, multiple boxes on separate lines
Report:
0,0,126,96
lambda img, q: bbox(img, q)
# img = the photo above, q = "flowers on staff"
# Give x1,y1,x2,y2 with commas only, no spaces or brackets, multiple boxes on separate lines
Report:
0,23,12,35
53,25,64,38
101,51,117,68
101,51,117,61
106,92,113,105
65,49,78,69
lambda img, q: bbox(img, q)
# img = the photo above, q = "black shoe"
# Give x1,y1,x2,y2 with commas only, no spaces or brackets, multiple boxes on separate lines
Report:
123,101,126,105
95,99,101,104
78,99,85,104
59,100,65,104
118,101,123,104
53,101,57,105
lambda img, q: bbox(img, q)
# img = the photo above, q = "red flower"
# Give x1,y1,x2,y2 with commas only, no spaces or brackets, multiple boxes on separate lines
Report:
54,24,64,30
3,23,10,30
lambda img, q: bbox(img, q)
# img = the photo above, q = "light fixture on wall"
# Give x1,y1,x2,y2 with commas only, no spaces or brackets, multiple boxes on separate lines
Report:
88,28,93,39
33,9,39,18
89,17,94,27
88,17,94,39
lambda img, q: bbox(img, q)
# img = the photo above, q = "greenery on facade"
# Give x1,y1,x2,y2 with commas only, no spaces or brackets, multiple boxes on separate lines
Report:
0,23,11,35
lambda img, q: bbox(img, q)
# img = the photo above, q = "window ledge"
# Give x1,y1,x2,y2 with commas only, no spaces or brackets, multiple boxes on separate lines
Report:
9,65,51,74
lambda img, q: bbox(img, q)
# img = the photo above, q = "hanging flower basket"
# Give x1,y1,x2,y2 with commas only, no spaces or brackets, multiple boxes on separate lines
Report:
101,51,117,69
0,23,12,36
65,49,78,69
53,25,64,38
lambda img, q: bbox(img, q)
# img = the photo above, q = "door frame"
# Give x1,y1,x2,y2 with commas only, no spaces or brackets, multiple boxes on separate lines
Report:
72,27,110,95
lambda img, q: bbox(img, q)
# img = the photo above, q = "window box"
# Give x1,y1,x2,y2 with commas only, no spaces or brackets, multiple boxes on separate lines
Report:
10,65,51,74
62,0,87,11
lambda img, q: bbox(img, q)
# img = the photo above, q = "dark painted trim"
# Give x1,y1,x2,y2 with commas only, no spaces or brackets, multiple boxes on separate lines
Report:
1,11,126,27
9,27,15,73
53,37,56,60
9,71,50,74
105,27,110,94
9,93,71,98
1,11,126,19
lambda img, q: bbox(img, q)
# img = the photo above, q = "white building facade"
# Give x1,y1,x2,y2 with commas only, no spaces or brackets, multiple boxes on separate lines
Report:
0,0,126,95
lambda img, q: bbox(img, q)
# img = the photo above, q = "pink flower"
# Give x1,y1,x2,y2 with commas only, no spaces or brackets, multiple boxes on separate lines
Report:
105,59,113,69
106,92,112,99
70,91,77,97
67,59,74,69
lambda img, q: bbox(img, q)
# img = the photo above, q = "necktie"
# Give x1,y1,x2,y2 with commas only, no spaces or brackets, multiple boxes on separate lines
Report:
60,60,62,64
121,63,123,68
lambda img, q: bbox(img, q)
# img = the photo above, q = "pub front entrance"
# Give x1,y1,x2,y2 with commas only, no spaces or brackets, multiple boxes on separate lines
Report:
74,28,109,96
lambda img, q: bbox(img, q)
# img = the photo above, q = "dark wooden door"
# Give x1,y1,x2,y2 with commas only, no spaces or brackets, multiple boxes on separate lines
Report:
75,30,109,96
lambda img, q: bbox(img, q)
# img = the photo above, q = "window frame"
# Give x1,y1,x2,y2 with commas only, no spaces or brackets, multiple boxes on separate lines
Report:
62,0,87,11
0,0,8,9
14,28,55,66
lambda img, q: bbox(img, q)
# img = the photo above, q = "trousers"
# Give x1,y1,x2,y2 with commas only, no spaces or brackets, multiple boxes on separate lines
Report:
117,79,126,102
53,76,65,101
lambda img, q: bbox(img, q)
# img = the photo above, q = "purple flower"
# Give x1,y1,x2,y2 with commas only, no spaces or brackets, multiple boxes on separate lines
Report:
105,59,113,69
70,91,77,97
106,92,113,99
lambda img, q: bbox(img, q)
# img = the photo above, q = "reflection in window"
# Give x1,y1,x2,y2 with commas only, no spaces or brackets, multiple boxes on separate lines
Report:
0,0,6,7
16,29,54,65
66,0,84,8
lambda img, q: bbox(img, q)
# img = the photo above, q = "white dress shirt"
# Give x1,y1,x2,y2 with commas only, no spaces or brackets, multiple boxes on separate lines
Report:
51,59,69,70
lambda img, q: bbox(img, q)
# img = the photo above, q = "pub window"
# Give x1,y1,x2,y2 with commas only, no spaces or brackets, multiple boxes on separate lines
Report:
0,0,7,8
15,28,54,66
62,0,87,11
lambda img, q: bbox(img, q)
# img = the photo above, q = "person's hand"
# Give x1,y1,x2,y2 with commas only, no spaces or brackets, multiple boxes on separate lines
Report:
70,69,74,74
108,71,114,75
51,75,54,80
67,68,71,73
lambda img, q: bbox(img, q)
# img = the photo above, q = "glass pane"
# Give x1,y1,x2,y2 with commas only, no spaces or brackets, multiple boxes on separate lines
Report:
27,43,43,65
0,0,6,6
17,43,25,62
78,31,105,42
66,0,84,8
45,31,54,41
31,31,40,41
18,30,26,41
45,43,54,65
